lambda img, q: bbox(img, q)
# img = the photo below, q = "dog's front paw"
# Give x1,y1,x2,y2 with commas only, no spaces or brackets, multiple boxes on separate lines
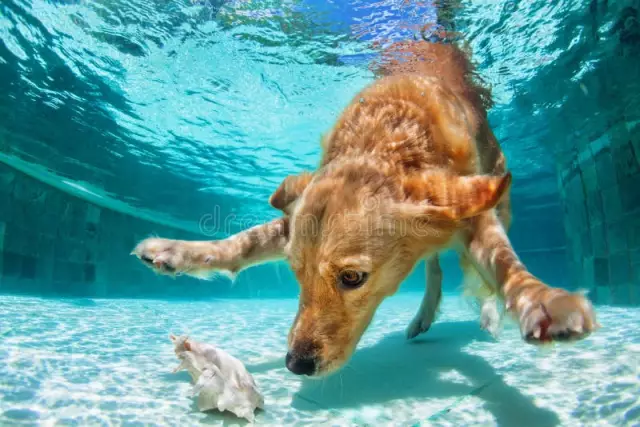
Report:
132,237,238,279
516,290,599,344
132,237,193,275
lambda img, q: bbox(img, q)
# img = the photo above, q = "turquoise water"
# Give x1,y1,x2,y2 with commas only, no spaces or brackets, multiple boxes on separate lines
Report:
1,0,640,425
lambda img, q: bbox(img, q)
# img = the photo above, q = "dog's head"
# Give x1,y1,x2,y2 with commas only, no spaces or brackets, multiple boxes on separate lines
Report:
270,161,511,377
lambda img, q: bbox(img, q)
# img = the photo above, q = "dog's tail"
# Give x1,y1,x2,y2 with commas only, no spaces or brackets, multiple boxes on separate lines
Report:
370,35,493,114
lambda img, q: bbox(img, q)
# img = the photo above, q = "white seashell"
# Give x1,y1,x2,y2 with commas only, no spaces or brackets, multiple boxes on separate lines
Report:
169,334,264,423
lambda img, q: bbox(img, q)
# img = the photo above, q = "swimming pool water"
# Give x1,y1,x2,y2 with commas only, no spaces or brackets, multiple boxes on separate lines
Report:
2,293,638,426
1,0,640,425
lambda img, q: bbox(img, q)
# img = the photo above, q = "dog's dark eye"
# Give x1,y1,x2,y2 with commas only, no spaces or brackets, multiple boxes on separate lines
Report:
338,270,368,290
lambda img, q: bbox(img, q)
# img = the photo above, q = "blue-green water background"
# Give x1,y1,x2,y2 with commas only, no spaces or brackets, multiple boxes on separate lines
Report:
0,0,638,299
1,3,640,425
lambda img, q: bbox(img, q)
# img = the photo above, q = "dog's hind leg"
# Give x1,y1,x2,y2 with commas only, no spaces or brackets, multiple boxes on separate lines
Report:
459,254,502,338
406,254,442,340
132,217,289,280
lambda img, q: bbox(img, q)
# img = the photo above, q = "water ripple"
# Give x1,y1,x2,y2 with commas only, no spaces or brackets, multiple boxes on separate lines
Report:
0,0,633,231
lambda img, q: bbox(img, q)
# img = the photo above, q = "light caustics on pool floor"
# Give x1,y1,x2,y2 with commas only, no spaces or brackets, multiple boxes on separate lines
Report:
1,294,639,426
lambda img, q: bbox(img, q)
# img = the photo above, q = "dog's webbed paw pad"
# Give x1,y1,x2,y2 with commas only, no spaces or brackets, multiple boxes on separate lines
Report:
132,238,190,276
519,292,598,344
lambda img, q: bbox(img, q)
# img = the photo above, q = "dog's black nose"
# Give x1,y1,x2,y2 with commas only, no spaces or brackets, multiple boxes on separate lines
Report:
285,352,317,376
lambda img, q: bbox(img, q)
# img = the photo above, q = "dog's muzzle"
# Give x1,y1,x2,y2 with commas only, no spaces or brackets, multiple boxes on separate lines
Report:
285,351,317,376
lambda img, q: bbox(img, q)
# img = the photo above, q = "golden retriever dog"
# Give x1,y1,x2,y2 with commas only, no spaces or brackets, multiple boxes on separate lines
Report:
132,39,599,377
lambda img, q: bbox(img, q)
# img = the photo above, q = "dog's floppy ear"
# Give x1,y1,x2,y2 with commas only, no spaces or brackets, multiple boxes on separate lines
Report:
397,170,512,222
269,172,314,214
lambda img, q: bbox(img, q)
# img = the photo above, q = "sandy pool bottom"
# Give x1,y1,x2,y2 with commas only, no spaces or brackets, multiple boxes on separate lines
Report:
0,293,638,426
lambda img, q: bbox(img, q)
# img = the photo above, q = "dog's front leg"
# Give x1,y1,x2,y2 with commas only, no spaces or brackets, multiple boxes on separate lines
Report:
462,211,599,344
132,217,289,278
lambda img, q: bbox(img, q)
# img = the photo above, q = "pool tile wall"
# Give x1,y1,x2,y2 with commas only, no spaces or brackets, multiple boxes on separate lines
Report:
0,159,570,300
0,161,242,299
557,0,640,306
556,118,640,306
